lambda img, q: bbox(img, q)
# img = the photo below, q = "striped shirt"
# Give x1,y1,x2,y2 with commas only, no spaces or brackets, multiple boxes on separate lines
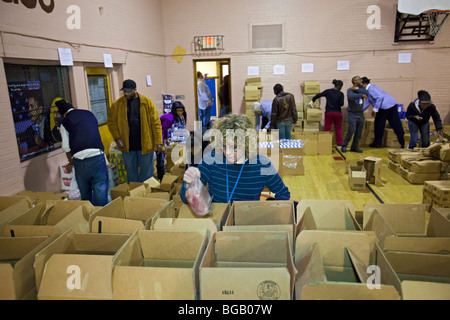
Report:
180,151,290,204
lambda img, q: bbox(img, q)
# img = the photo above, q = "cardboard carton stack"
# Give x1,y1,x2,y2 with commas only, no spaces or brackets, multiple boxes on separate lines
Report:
302,81,321,133
259,139,305,176
244,77,262,125
423,181,450,211
295,103,304,129
387,149,422,175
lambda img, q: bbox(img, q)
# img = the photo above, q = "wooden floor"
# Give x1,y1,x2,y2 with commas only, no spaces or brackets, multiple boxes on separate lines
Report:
279,146,424,212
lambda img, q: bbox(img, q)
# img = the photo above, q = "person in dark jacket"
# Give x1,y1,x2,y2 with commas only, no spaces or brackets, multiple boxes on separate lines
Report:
271,84,297,140
406,90,444,149
311,80,345,146
341,76,369,153
56,99,108,206
218,75,230,117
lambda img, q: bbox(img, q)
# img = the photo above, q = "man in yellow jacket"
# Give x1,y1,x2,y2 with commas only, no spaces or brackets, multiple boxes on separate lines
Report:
108,79,164,182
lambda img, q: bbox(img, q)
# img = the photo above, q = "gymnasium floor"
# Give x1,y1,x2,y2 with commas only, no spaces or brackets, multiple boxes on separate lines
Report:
280,146,424,213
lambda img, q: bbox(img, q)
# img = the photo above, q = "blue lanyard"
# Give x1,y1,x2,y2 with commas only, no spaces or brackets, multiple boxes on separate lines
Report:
225,157,246,203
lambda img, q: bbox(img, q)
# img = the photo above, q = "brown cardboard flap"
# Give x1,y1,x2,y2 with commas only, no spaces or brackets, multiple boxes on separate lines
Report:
296,200,356,221
401,281,450,300
38,254,114,300
363,209,397,249
384,237,450,254
300,283,400,300
385,251,450,278
427,207,450,237
123,196,168,221
90,216,144,234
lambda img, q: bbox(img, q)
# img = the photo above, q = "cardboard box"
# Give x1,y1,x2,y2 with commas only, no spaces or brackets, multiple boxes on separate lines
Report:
0,235,57,300
16,191,68,205
427,207,450,237
112,229,209,300
388,149,422,164
244,85,260,101
295,231,401,300
279,154,304,176
303,94,319,109
301,132,318,155
160,174,179,192
302,81,321,94
399,166,441,184
305,108,322,122
317,132,333,155
0,197,33,236
35,229,130,300
199,231,296,300
223,201,296,250
110,183,147,200
401,281,450,300
363,203,427,237
89,197,172,234
401,157,442,174
384,251,450,296
296,206,361,234
296,103,304,112
246,77,262,88
349,165,367,191
177,203,230,231
302,120,320,133
388,160,401,174
363,157,383,187
296,199,357,222
4,201,92,237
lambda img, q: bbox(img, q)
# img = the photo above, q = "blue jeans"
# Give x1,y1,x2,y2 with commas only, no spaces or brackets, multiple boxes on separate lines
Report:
73,154,108,206
122,150,154,183
408,121,430,148
199,107,212,128
276,122,293,140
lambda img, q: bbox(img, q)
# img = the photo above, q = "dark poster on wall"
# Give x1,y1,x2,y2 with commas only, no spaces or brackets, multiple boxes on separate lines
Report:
7,80,56,161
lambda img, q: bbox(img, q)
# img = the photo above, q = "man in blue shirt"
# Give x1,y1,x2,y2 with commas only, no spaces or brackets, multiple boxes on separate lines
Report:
251,101,272,131
362,77,405,148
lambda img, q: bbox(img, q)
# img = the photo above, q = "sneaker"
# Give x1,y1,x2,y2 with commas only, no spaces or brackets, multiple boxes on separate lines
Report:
369,143,380,148
350,148,363,153
341,146,347,153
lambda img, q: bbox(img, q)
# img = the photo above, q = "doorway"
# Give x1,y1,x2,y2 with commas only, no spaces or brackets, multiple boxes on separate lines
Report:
194,59,231,124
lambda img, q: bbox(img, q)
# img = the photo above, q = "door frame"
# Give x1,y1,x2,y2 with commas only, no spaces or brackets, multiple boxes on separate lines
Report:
193,58,231,122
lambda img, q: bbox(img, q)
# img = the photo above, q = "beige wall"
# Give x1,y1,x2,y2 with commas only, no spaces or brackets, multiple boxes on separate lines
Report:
0,0,167,195
0,0,449,194
162,0,450,128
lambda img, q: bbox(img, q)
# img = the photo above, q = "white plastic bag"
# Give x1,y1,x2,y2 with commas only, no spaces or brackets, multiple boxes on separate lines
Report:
185,177,212,216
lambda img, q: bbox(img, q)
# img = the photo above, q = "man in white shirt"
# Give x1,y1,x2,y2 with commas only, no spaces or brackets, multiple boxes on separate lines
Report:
197,72,214,129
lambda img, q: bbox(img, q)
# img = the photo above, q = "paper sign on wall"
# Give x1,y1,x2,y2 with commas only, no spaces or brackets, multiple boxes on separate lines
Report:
273,65,286,75
58,48,73,66
146,75,152,86
398,53,412,64
103,53,113,68
337,60,350,71
302,63,314,73
248,66,260,76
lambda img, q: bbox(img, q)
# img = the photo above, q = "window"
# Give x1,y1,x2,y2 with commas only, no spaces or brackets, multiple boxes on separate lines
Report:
5,63,71,162
86,68,111,125
250,23,285,51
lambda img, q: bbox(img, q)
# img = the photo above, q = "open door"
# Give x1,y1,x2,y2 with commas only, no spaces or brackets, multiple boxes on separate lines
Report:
194,59,231,125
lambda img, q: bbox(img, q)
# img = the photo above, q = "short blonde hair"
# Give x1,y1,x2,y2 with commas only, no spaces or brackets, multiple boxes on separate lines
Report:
211,114,257,160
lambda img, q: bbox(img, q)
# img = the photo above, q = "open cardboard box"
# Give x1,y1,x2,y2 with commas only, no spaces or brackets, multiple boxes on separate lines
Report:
348,165,367,191
199,231,296,300
296,199,357,222
110,182,147,200
295,230,401,300
223,201,296,252
0,234,57,300
364,206,450,251
363,203,427,237
36,229,130,300
178,203,230,231
89,196,171,234
16,191,68,205
428,207,450,237
112,229,208,300
4,201,93,237
152,218,218,241
384,250,450,300
296,206,361,235
0,196,33,236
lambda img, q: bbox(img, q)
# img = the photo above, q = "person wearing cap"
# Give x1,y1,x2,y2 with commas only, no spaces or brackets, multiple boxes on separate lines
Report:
56,99,108,206
271,84,297,140
361,77,405,148
108,79,163,183
406,90,444,149
197,72,214,129
251,101,272,132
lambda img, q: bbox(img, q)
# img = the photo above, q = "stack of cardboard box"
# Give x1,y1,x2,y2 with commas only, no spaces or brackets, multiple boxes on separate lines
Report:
244,77,262,125
290,131,332,156
302,81,321,133
423,181,450,211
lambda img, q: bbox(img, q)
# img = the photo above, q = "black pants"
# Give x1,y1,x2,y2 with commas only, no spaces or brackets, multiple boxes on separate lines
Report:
373,105,405,147
262,116,269,130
